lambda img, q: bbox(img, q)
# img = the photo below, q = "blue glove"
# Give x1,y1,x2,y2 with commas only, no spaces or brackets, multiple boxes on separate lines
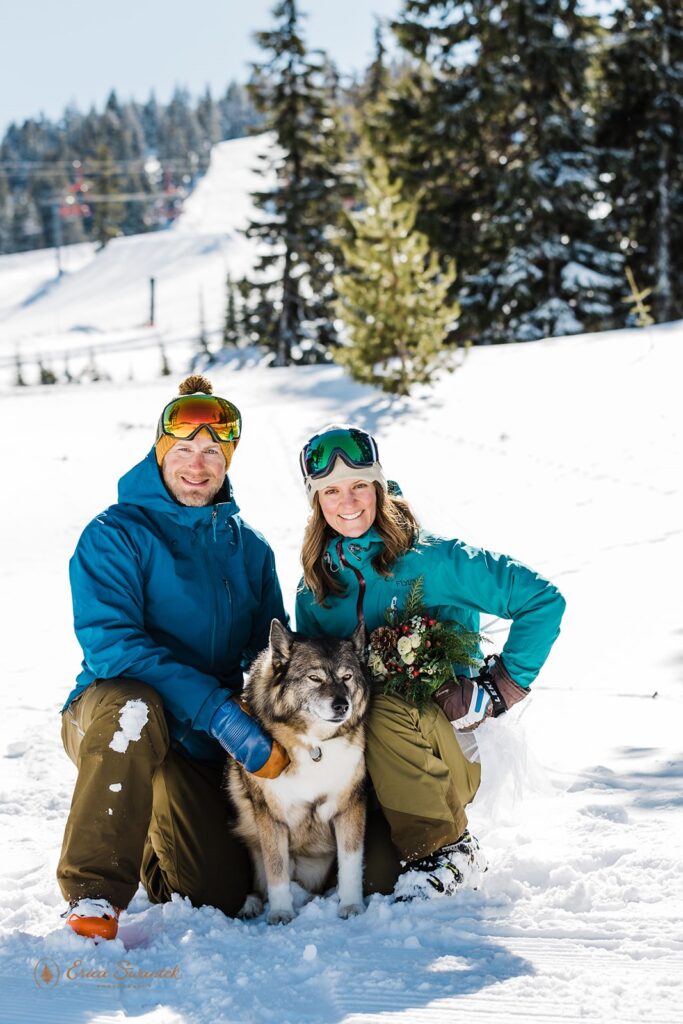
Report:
209,698,273,774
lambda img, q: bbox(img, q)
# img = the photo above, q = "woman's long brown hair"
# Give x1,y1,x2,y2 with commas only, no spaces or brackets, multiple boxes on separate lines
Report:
300,484,421,605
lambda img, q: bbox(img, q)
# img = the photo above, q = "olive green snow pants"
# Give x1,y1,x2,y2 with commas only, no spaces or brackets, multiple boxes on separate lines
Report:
57,678,251,915
57,681,480,908
364,692,481,880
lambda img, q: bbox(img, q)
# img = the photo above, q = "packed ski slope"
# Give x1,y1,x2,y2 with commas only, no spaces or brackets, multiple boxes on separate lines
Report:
0,134,272,377
0,135,682,1024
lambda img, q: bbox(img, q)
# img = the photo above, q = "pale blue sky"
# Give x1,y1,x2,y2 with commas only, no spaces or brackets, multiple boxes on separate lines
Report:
1,0,403,133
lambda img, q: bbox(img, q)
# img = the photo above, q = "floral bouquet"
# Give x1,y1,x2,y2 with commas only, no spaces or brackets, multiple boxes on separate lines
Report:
367,577,481,709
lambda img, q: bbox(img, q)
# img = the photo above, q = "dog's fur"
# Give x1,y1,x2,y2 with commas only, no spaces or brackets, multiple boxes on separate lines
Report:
227,619,370,924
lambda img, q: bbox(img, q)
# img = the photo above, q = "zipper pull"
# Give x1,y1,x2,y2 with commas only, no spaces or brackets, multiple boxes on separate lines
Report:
324,551,339,574
212,508,218,542
389,595,398,627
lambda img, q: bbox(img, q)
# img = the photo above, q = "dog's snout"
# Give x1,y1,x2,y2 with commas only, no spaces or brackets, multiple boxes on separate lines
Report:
332,697,349,716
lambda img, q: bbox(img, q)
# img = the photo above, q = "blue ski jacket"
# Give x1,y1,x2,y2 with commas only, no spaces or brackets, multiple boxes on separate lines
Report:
64,448,287,761
295,527,565,689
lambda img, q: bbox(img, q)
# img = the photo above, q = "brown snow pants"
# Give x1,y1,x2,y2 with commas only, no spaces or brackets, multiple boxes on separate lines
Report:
57,678,251,914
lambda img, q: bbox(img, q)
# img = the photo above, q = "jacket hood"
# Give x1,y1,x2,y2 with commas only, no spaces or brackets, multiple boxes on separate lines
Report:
117,447,239,522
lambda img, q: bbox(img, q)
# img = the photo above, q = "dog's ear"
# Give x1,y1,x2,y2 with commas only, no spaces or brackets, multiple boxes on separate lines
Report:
350,621,367,660
269,618,293,677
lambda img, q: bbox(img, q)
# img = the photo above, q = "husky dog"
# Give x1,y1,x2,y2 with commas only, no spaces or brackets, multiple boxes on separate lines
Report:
227,619,370,925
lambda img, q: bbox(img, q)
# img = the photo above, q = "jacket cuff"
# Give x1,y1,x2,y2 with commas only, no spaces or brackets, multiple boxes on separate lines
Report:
193,686,232,734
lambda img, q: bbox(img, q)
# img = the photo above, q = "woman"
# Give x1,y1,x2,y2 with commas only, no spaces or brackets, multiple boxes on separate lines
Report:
295,424,566,898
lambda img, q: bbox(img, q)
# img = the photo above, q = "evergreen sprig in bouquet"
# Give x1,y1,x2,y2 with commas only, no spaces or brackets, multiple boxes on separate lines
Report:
367,577,481,709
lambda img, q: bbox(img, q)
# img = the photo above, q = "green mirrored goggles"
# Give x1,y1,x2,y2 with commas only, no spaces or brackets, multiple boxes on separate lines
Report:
300,427,379,481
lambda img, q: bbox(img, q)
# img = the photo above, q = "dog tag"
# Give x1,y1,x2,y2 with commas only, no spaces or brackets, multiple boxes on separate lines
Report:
310,746,322,762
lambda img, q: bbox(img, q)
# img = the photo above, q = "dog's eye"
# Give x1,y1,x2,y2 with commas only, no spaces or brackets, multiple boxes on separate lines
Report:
339,673,353,683
307,674,324,683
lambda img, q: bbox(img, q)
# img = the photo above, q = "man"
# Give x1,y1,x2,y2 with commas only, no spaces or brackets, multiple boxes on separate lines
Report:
58,375,288,941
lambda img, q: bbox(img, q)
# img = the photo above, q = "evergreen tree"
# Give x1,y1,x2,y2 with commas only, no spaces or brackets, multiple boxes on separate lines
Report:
120,101,146,160
158,87,204,173
235,277,261,345
0,168,12,253
141,93,161,152
334,154,459,395
82,348,104,382
246,0,348,364
367,19,391,105
38,359,58,385
343,20,395,156
389,0,623,343
222,274,241,346
159,342,171,376
91,142,125,248
385,6,496,304
197,87,222,150
196,292,212,363
219,82,261,138
595,0,683,322
14,354,26,387
102,91,126,158
475,0,624,342
10,191,44,251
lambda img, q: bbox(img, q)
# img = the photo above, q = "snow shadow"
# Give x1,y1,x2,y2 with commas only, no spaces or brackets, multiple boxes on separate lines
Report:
0,892,532,1024
269,366,426,437
568,748,683,809
19,274,68,310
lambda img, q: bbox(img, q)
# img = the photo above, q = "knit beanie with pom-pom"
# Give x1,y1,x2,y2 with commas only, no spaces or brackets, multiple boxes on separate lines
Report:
155,374,240,470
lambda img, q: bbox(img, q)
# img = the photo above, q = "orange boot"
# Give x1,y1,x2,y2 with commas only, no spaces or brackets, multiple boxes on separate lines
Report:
65,898,120,941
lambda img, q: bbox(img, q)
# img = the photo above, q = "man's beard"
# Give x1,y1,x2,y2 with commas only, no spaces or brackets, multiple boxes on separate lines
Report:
166,478,224,507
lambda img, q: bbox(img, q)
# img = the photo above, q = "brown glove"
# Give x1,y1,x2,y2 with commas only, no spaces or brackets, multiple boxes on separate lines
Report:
483,655,529,714
252,739,290,779
433,655,528,731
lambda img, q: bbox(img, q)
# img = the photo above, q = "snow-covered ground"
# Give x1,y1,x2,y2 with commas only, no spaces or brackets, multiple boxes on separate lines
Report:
0,134,682,1024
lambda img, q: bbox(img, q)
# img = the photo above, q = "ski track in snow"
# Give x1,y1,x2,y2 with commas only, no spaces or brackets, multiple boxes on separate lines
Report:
0,139,682,1024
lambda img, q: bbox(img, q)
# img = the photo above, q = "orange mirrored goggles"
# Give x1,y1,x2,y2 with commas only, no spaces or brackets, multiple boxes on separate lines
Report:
159,395,242,443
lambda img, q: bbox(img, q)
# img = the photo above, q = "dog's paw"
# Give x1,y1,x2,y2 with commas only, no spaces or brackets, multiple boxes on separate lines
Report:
267,907,295,926
337,902,364,919
237,894,264,920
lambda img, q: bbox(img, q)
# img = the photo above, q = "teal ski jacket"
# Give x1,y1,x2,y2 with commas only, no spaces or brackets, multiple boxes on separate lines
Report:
295,527,565,688
64,448,286,761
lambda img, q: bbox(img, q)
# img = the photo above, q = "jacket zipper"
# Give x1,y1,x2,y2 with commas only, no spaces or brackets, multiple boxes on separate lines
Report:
223,579,233,661
208,508,220,668
336,538,366,624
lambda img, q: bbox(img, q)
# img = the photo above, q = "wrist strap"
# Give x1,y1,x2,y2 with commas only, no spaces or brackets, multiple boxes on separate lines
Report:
479,661,507,717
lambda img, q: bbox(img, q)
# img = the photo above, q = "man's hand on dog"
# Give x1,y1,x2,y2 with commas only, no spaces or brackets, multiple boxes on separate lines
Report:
210,698,290,777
